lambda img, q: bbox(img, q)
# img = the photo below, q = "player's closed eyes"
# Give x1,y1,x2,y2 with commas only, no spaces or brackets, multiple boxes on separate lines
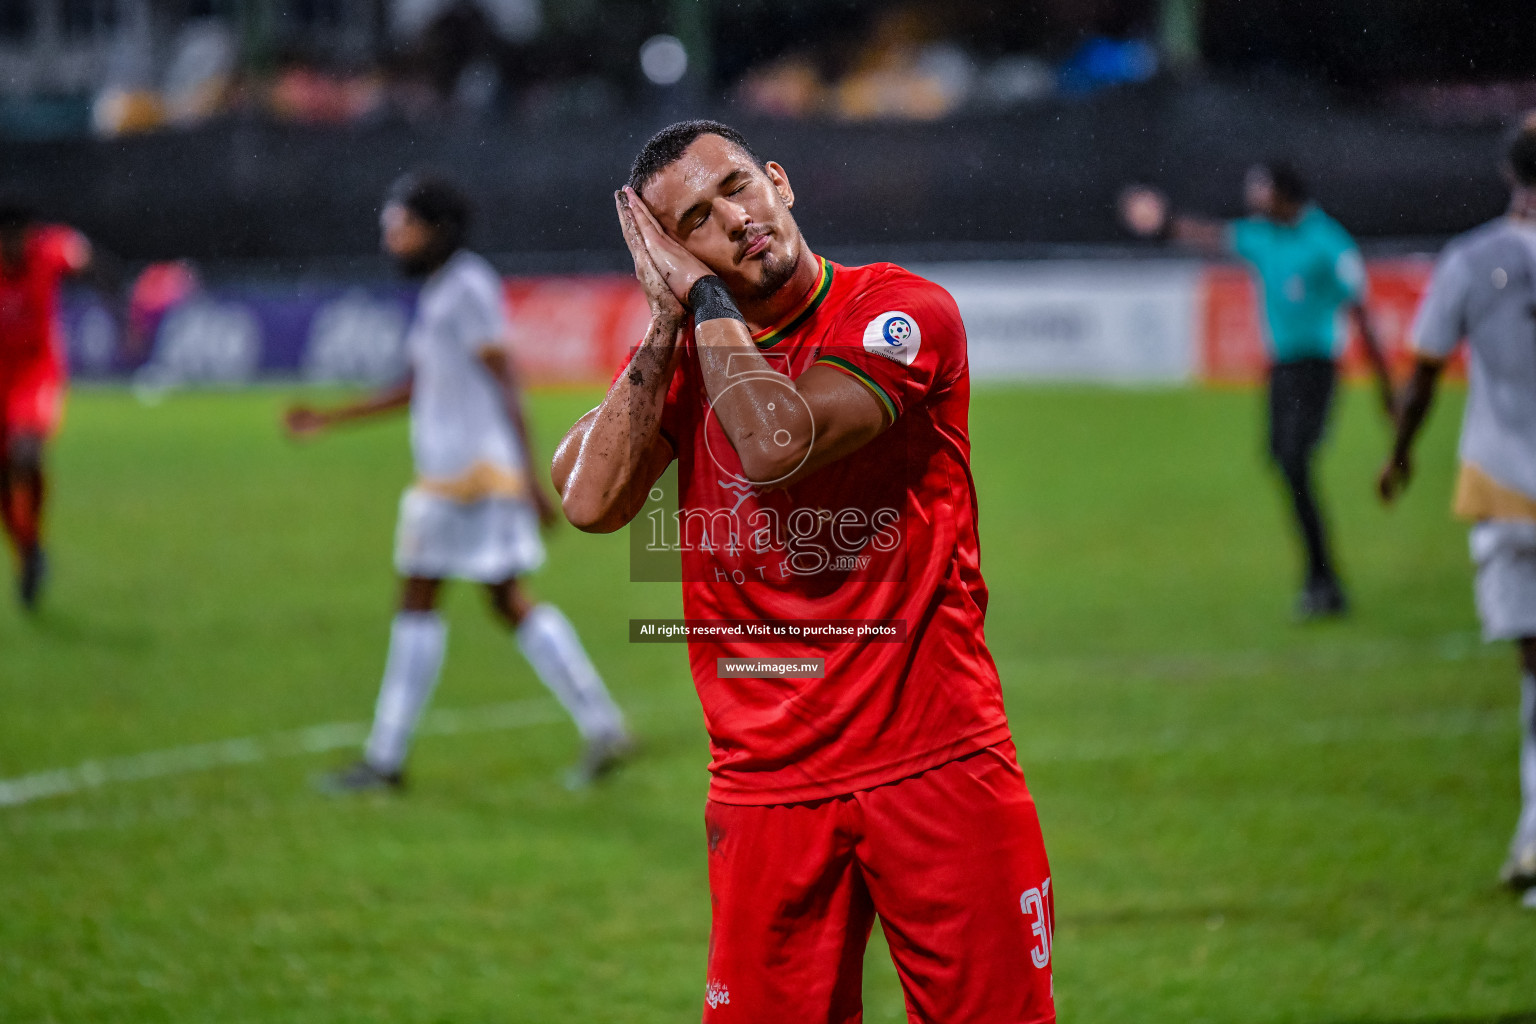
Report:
694,190,746,231
683,182,753,233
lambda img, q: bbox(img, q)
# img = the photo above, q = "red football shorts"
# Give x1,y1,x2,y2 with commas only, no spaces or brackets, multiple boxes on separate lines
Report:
0,354,65,438
702,740,1055,1024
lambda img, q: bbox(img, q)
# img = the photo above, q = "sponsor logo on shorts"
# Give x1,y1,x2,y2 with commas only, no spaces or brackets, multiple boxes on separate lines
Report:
862,311,920,366
705,979,731,1009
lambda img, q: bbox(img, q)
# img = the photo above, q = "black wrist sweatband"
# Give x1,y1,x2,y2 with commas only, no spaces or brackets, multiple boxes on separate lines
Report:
688,275,745,330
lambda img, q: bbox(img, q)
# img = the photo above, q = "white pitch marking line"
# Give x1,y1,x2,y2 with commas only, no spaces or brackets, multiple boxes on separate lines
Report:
0,698,565,809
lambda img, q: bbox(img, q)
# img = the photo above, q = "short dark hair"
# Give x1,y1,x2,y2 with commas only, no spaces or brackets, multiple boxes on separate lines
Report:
1259,160,1309,203
1506,114,1536,186
627,120,765,194
386,172,472,250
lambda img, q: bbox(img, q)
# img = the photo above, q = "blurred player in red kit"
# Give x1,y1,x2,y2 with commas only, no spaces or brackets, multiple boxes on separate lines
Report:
555,121,1055,1023
0,202,93,610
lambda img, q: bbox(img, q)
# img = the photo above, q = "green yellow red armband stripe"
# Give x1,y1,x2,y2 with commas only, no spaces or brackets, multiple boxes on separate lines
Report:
815,355,898,425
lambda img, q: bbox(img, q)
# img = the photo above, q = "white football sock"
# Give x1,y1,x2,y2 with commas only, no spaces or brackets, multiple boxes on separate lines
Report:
517,604,624,741
363,612,448,774
1515,672,1536,850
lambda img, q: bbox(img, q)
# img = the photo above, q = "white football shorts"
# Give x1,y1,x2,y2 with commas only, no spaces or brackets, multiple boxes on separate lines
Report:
393,488,545,583
1470,520,1536,642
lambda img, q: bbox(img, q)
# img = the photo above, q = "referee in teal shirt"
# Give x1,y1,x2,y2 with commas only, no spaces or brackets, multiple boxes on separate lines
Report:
1122,162,1395,619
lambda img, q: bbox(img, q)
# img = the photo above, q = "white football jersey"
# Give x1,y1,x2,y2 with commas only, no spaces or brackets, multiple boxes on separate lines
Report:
406,250,523,495
1413,219,1536,502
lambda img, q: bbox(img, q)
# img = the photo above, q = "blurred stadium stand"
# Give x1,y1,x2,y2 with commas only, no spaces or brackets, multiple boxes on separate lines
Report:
2,0,1534,267
0,80,1519,269
6,0,1536,394
0,0,1529,268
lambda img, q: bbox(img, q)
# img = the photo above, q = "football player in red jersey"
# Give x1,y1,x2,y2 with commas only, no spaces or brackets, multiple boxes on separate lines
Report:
554,121,1055,1024
0,202,93,609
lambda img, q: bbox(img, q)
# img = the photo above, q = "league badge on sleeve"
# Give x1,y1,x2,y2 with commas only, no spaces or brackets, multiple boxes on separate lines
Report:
862,311,921,366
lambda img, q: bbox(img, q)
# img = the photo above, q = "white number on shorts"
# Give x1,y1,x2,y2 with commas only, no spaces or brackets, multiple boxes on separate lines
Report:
1020,877,1053,969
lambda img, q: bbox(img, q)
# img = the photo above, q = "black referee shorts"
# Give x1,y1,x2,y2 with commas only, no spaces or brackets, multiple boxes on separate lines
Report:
1267,357,1337,472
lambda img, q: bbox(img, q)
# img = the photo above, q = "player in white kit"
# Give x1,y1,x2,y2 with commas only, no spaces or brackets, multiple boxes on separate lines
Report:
1379,114,1536,891
286,173,632,792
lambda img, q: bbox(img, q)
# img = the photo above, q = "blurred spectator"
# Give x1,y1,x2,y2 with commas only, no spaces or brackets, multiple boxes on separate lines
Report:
418,1,502,104
162,21,238,127
268,54,386,125
975,56,1057,109
733,4,982,122
833,6,975,120
91,89,165,137
734,56,826,119
1056,35,1158,96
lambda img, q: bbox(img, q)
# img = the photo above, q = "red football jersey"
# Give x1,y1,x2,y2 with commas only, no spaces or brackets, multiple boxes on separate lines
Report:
652,256,1011,804
0,225,88,364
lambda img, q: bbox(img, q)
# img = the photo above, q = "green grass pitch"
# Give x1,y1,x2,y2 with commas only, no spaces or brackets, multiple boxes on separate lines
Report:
1,382,1532,1023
